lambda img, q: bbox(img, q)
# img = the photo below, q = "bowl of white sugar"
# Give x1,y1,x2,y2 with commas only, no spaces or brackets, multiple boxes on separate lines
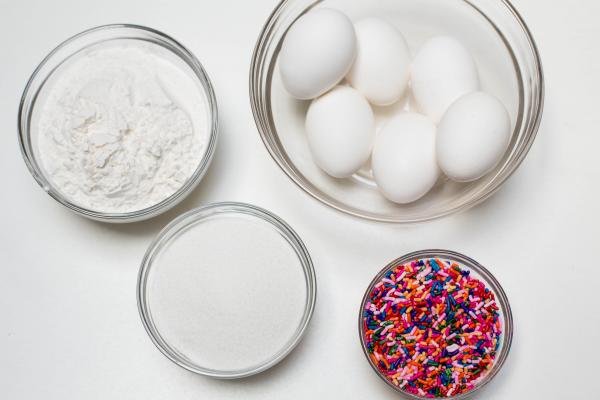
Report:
137,202,317,378
18,24,218,223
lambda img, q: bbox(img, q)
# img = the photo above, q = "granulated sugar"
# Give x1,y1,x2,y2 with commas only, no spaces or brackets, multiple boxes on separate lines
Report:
145,210,309,373
36,40,209,213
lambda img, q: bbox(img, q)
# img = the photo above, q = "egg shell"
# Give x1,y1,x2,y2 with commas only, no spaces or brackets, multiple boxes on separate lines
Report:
305,86,375,178
346,18,411,106
437,91,511,182
279,8,356,100
372,112,439,204
411,36,479,122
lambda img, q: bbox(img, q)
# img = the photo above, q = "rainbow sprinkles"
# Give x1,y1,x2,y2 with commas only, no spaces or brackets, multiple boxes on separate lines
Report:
361,258,502,398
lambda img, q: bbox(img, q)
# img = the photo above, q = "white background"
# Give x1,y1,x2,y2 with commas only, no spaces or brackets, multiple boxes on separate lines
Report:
1,0,599,399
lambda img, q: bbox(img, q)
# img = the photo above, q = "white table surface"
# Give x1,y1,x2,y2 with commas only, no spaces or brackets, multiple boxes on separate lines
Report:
1,0,599,399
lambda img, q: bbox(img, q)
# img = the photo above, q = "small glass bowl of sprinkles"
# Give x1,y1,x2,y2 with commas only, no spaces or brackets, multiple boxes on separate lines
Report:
359,250,513,399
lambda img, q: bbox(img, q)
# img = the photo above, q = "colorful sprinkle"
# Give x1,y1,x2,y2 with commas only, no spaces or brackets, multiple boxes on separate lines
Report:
361,258,502,398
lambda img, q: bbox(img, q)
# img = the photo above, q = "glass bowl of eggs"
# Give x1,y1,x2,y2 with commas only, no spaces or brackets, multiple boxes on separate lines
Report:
250,0,544,223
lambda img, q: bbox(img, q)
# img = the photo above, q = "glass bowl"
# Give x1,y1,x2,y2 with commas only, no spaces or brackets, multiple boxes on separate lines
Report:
137,202,317,378
18,24,218,223
250,0,544,223
358,250,513,399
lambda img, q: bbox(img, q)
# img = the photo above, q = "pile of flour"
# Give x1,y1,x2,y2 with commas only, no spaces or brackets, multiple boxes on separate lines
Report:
37,41,208,213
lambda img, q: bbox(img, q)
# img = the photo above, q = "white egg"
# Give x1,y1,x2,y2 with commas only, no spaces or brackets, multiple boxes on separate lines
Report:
305,86,375,178
437,91,511,182
346,18,411,106
279,8,356,100
411,36,479,122
372,113,439,204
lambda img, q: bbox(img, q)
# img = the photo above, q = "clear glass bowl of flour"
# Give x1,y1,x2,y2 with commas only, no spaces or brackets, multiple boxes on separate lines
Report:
137,202,317,378
18,24,218,223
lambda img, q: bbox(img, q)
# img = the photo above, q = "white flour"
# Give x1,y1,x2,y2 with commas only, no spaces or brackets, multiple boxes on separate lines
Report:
37,41,208,213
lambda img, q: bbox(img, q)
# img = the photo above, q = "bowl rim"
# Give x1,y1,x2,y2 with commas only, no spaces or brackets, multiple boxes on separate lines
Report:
136,201,318,379
249,0,545,224
17,23,219,223
357,249,514,399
